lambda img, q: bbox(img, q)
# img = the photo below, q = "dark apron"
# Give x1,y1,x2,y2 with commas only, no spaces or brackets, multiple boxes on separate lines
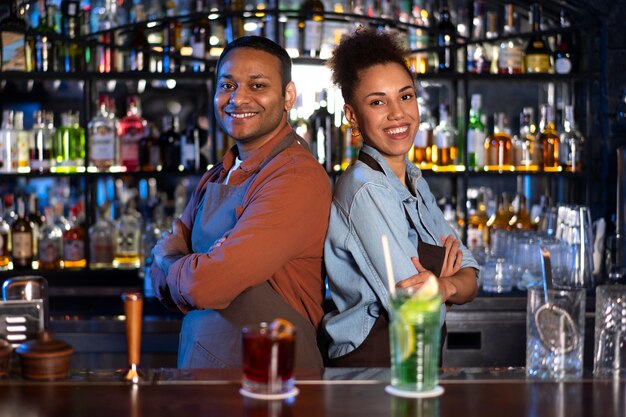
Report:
178,132,323,369
326,152,447,367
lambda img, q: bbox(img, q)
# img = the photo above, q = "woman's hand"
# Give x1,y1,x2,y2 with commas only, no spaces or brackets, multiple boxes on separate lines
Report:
439,234,463,278
396,257,459,303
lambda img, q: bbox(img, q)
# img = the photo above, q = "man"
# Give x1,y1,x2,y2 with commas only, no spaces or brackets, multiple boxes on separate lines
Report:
151,36,331,369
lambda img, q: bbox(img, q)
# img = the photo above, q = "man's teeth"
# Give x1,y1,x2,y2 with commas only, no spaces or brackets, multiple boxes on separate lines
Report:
386,126,408,135
230,113,256,119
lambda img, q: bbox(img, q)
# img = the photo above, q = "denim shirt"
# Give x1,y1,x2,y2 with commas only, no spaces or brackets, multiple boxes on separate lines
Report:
323,145,479,358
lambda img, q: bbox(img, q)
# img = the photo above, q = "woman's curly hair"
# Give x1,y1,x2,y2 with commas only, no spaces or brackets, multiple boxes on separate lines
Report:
327,26,412,104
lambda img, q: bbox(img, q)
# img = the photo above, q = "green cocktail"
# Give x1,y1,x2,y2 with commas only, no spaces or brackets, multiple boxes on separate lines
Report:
389,280,441,393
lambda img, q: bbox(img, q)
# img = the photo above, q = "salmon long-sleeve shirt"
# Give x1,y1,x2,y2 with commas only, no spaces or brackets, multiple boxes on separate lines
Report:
151,124,332,328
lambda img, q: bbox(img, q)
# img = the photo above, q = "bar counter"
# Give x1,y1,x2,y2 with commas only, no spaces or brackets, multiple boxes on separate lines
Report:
1,367,624,417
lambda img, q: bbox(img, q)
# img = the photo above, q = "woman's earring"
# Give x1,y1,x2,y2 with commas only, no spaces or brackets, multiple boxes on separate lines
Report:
351,126,360,137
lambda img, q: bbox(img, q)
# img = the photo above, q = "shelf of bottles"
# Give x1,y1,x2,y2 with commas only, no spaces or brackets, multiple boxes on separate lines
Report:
0,0,594,283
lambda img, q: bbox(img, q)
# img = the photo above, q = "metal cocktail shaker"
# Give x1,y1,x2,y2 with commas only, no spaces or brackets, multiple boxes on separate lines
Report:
2,275,49,328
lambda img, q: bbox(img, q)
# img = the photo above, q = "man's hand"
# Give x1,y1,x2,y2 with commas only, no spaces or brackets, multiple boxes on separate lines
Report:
152,219,190,274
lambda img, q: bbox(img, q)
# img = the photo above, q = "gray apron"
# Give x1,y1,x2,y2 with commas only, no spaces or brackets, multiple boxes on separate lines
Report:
178,132,323,369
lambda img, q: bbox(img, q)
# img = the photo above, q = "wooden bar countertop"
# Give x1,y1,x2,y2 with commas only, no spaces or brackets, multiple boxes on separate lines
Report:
1,367,625,417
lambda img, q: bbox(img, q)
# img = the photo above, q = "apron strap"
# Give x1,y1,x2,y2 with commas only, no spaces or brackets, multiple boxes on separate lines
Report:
357,151,445,277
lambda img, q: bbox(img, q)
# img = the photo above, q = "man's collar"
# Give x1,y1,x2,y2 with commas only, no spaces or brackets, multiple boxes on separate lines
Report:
221,123,293,174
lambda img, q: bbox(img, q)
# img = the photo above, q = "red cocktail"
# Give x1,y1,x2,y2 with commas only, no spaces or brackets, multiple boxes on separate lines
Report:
241,319,296,394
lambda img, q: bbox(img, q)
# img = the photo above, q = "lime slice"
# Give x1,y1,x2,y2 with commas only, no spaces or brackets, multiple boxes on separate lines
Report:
393,315,416,362
414,275,440,301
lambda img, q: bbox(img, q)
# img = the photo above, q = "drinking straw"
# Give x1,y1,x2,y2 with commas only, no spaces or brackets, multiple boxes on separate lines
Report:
381,235,396,297
269,341,279,393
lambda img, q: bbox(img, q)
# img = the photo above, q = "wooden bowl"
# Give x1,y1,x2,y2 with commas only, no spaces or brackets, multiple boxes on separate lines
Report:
15,331,73,381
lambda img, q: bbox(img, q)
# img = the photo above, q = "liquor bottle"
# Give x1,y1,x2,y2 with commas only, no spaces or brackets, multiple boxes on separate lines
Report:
113,198,142,269
524,3,552,73
38,207,63,270
63,204,86,269
95,0,120,73
539,104,559,172
13,111,30,171
559,105,584,173
467,94,486,169
340,122,360,171
0,109,17,173
0,0,30,71
466,192,489,256
139,122,162,171
31,0,57,72
53,199,70,232
163,0,182,73
433,104,456,167
160,115,182,171
485,11,498,74
298,0,324,58
554,10,576,74
60,0,83,72
498,4,523,74
89,204,114,269
125,3,150,72
509,193,533,230
224,0,245,44
407,0,431,74
181,113,204,172
119,96,147,172
11,197,33,270
54,111,74,172
0,200,10,270
309,90,334,172
436,0,456,72
70,111,86,169
412,99,434,167
142,199,167,298
28,193,43,266
515,107,541,171
190,0,208,72
469,0,490,74
79,4,95,71
485,113,512,170
30,110,53,172
88,94,118,171
486,193,512,246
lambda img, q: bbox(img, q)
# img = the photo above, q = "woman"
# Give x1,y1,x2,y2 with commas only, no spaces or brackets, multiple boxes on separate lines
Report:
323,28,479,367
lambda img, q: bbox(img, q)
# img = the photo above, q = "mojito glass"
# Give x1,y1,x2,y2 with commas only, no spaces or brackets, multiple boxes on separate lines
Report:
389,285,441,392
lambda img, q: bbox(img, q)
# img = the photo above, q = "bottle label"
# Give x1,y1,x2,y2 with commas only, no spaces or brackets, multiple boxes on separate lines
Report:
12,232,32,258
90,238,114,263
38,238,62,263
183,143,196,164
91,131,116,161
414,129,429,147
63,238,85,261
1,32,26,71
525,55,551,72
467,228,484,250
468,129,486,167
116,230,139,254
499,46,523,71
436,131,451,148
121,132,141,163
555,57,572,74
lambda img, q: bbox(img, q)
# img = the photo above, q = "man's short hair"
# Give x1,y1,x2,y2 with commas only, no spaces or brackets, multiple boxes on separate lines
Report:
216,36,293,93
